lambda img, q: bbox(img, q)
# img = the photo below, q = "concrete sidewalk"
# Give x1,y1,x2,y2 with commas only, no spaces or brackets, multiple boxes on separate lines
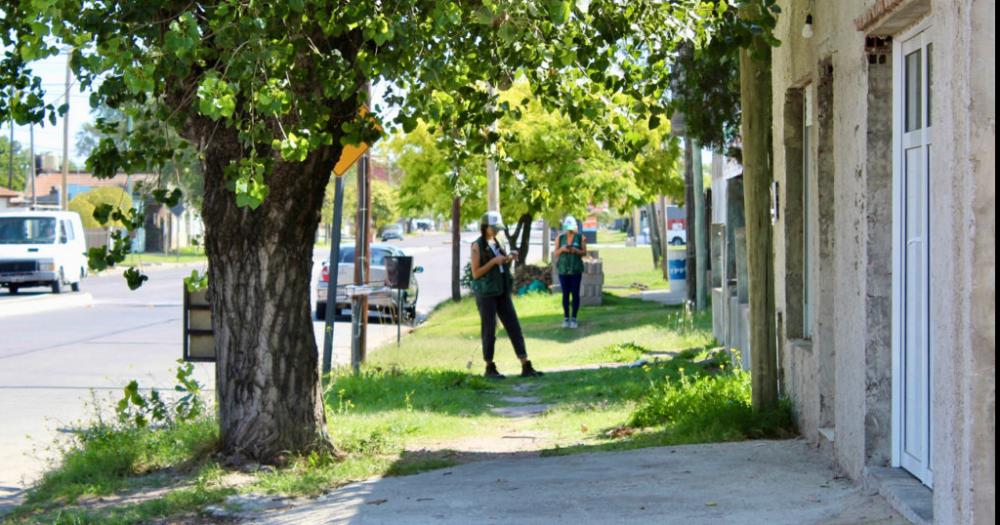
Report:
629,288,687,306
239,440,907,525
313,318,412,369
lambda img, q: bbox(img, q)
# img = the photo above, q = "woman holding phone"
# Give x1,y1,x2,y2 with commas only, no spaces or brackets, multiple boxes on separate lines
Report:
470,211,544,379
554,215,586,328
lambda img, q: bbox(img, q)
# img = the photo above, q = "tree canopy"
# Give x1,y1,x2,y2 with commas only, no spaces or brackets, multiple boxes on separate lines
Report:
0,137,30,192
0,0,769,462
68,186,134,229
390,79,683,233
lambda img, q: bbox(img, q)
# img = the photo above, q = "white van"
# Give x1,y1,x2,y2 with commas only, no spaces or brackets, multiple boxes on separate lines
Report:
0,210,88,294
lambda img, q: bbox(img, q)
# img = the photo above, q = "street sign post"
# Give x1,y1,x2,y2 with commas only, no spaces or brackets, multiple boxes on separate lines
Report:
322,101,381,379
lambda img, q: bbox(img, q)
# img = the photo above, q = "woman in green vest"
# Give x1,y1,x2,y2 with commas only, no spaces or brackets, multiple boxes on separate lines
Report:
470,211,544,379
555,215,587,328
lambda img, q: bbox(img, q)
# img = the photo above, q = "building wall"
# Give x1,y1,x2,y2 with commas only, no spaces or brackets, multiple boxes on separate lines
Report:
772,0,994,522
928,1,995,522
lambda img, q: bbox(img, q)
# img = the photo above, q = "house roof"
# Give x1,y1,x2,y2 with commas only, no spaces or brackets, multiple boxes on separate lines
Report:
370,161,390,182
0,187,21,198
30,172,156,197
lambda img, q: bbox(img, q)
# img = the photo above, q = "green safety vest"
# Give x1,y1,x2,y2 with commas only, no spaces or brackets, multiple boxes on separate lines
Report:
556,232,585,275
471,236,514,297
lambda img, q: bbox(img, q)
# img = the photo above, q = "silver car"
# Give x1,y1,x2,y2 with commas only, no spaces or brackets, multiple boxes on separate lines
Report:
315,244,420,321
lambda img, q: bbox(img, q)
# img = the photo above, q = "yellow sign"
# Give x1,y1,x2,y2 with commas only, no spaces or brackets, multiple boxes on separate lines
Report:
333,104,381,177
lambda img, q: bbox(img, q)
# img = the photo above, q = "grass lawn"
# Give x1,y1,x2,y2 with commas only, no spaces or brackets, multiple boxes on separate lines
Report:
598,246,672,294
6,293,795,524
367,293,710,371
122,247,206,266
594,228,628,245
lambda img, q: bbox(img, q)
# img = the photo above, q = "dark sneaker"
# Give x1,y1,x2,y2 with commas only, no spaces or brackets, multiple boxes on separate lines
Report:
520,360,544,378
485,362,506,380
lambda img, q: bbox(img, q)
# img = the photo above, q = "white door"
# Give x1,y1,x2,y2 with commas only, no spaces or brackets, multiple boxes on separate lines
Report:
892,24,933,487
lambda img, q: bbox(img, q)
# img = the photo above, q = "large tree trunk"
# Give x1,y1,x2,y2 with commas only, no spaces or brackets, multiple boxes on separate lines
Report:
451,195,461,302
739,3,778,411
201,131,336,463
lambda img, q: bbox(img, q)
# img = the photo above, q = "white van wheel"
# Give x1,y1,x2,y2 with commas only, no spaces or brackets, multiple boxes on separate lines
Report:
71,269,82,292
51,269,64,294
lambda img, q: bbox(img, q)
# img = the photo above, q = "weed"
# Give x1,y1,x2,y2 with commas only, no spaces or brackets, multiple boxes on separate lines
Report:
629,367,796,442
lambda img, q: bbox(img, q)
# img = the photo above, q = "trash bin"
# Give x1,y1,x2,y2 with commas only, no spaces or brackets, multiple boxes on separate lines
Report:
667,248,687,295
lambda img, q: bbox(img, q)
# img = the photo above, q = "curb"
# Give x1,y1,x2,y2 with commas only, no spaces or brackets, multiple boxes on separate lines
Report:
0,292,94,318
93,261,206,277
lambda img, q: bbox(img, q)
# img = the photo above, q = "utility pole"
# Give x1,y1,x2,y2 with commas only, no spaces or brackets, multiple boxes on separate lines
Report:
351,84,373,374
451,188,462,302
486,85,499,213
7,87,13,190
683,139,696,303
739,1,778,411
61,57,71,210
632,207,642,244
29,124,36,208
692,140,707,311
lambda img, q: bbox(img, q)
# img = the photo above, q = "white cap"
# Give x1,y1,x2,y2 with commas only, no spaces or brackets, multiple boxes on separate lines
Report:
481,211,504,229
562,216,578,231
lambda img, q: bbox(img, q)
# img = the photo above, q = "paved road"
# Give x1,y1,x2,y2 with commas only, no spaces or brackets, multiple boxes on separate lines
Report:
0,231,542,501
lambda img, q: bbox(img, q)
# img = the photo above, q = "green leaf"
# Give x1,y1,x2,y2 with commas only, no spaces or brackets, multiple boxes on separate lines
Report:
123,267,149,290
547,0,572,25
92,203,114,226
184,269,209,293
196,75,237,120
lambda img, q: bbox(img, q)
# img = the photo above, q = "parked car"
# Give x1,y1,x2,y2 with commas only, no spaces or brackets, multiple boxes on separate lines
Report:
668,229,686,245
315,243,421,321
380,224,404,241
0,210,88,294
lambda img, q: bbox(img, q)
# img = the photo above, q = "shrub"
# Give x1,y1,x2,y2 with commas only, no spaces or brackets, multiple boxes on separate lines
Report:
629,365,796,443
513,263,553,291
68,187,134,229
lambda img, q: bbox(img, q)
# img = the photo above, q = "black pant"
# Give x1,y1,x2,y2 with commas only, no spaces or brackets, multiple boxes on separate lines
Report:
558,273,583,319
475,293,528,363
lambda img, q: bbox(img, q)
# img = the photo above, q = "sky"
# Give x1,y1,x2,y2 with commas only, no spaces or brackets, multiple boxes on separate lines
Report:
8,52,93,164
7,52,397,166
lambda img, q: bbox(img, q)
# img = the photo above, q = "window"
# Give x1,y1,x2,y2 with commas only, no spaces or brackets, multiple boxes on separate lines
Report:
337,247,390,266
0,217,57,245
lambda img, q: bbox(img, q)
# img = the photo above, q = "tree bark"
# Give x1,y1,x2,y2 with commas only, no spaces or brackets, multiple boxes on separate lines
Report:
647,203,662,268
540,219,550,263
658,195,669,279
200,130,337,463
684,138,696,303
739,4,778,411
511,213,532,268
451,195,461,302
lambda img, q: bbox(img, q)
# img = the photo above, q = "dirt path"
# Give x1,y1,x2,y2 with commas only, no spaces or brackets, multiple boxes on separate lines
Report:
403,382,557,464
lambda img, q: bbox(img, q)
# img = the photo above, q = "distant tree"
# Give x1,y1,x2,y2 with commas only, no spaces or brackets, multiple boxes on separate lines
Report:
0,138,30,191
69,187,134,229
76,104,205,210
498,81,684,261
